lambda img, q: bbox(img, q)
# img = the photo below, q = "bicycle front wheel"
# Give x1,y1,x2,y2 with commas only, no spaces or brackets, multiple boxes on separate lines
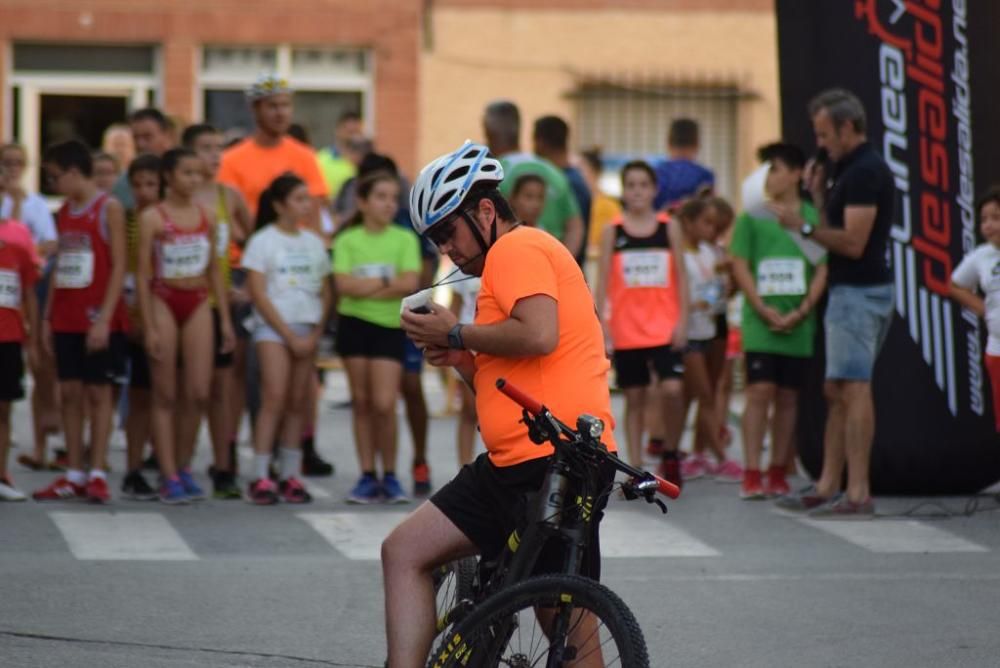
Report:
427,573,649,668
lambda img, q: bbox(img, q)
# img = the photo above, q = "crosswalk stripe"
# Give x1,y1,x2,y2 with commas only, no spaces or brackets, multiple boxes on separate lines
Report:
798,518,989,554
49,512,198,561
297,512,410,560
599,510,721,558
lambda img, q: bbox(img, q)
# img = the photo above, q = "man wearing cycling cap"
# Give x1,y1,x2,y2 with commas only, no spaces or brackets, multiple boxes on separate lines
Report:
384,141,618,665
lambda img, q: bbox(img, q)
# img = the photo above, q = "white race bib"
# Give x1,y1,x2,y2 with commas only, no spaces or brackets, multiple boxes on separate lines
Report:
122,273,137,309
757,257,807,296
620,250,669,288
0,269,21,308
277,250,320,292
215,222,229,259
159,236,211,280
353,263,395,280
55,250,94,289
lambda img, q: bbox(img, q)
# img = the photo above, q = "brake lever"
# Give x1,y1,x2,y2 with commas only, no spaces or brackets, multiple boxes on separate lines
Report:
650,497,668,514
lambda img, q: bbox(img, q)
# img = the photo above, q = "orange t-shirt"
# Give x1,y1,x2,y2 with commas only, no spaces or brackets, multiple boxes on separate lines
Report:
474,226,618,467
217,135,328,267
217,136,328,215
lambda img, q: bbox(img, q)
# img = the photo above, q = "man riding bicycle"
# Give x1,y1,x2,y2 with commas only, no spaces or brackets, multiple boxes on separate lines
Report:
384,141,619,666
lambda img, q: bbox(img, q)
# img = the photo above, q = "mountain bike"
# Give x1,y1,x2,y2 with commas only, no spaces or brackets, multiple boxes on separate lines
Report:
428,378,680,667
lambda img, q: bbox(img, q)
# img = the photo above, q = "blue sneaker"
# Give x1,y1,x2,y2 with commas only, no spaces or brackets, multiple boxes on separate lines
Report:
178,468,206,501
159,476,189,505
381,473,410,505
347,474,382,504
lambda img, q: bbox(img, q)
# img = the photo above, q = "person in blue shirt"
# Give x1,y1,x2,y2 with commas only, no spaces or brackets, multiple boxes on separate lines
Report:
653,118,715,212
533,115,591,266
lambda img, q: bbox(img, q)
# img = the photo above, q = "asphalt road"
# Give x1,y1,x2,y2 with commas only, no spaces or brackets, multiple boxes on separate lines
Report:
4,370,1000,667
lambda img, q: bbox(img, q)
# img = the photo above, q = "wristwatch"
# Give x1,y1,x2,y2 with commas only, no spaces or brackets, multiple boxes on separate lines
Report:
801,223,814,237
447,324,466,350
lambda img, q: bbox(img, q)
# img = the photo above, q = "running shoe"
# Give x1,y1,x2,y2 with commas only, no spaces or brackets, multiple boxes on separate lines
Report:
0,475,27,502
178,468,206,501
122,470,158,501
142,453,159,471
412,462,432,496
656,458,683,490
53,450,70,471
774,484,835,512
247,478,279,505
301,437,334,477
279,477,312,504
211,471,242,500
32,477,86,501
381,473,410,505
740,470,766,500
680,453,710,481
86,476,111,504
809,495,875,520
347,473,382,504
159,476,189,505
713,459,744,483
764,466,791,498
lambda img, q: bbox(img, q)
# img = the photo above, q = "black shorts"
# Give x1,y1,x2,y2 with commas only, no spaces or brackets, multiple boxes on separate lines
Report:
212,308,233,369
335,315,405,362
685,338,714,354
714,313,729,342
53,332,128,385
127,340,151,390
229,268,253,341
430,453,615,580
0,341,25,401
613,345,685,388
745,351,808,389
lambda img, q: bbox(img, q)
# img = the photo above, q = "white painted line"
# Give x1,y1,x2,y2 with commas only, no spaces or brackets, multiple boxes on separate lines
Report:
298,512,411,560
799,518,989,554
599,511,720,558
49,512,198,561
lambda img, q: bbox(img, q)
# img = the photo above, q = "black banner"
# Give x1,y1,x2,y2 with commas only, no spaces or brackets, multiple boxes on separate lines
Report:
776,0,1000,493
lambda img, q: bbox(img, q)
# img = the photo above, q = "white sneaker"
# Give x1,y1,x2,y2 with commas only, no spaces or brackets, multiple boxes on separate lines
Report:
0,479,27,501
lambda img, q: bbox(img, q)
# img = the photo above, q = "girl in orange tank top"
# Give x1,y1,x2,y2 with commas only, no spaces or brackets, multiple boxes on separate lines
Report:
136,148,234,503
595,160,689,477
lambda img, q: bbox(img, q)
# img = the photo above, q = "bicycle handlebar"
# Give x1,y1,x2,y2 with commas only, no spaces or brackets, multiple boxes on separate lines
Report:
496,377,681,500
495,379,544,416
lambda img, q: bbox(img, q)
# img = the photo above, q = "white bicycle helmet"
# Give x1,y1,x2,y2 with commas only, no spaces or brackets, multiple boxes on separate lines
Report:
409,141,504,236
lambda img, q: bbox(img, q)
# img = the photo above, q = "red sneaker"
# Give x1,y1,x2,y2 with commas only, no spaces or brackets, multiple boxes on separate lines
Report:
278,477,312,504
86,477,111,504
657,458,683,489
32,477,86,501
764,466,791,498
741,469,766,500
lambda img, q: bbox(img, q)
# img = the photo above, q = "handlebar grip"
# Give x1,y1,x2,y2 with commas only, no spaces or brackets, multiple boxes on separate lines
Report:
495,378,544,416
653,474,681,499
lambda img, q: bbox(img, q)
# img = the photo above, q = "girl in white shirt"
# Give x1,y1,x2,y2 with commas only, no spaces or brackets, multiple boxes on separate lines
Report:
949,187,1000,432
242,173,332,504
680,197,743,482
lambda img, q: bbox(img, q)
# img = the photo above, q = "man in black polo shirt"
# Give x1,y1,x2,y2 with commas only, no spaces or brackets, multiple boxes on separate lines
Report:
771,88,895,518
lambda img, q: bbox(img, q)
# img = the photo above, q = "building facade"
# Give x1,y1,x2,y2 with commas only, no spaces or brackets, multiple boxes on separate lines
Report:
0,0,777,201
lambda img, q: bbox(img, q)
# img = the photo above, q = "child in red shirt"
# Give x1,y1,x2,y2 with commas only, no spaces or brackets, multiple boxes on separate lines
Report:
0,217,39,501
33,141,128,504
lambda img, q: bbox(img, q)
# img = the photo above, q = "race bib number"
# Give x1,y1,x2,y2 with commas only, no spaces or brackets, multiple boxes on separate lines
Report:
620,250,669,288
55,250,94,289
122,273,137,309
353,263,395,280
0,269,20,308
215,223,229,259
757,258,807,296
277,251,320,292
159,236,211,280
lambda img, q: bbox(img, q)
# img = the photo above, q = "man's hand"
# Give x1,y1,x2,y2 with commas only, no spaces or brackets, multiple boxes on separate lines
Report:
766,202,805,232
756,304,786,331
423,346,466,368
400,302,457,350
86,319,111,352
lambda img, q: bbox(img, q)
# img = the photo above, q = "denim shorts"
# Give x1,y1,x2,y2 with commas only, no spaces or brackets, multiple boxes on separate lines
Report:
824,283,894,381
